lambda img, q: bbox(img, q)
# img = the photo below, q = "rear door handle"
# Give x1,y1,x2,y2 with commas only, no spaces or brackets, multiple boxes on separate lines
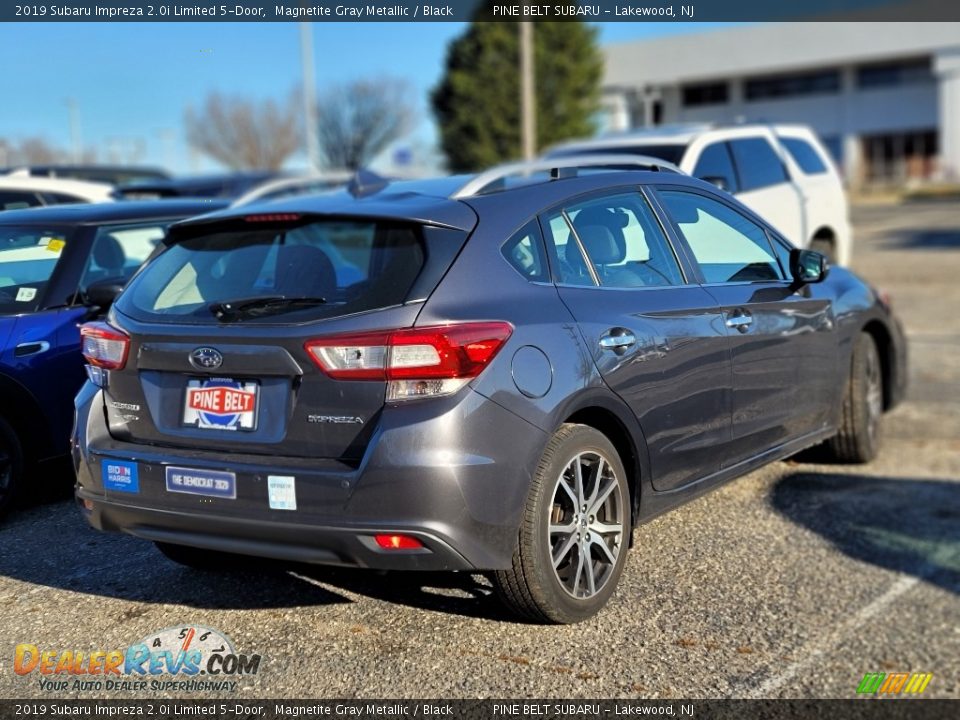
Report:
599,329,636,353
725,313,753,333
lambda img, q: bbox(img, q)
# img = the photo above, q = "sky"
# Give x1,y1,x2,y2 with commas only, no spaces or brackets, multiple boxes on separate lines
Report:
0,21,739,174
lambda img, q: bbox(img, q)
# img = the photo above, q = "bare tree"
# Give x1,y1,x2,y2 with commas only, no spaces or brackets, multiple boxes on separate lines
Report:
315,78,416,170
184,93,300,171
17,137,65,164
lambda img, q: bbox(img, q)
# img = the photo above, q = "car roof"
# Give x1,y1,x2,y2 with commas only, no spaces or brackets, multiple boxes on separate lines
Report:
0,174,115,196
169,168,708,236
552,124,713,150
3,164,171,182
550,122,816,153
175,177,480,232
0,199,228,225
117,171,282,196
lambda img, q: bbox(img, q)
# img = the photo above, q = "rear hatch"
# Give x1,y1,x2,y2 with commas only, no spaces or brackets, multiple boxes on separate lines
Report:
95,211,471,462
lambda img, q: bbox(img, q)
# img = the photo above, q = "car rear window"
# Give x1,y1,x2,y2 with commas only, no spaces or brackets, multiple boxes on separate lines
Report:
122,219,426,323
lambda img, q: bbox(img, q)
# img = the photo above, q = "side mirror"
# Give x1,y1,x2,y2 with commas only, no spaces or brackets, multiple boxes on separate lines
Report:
700,175,729,192
84,278,125,310
790,249,829,284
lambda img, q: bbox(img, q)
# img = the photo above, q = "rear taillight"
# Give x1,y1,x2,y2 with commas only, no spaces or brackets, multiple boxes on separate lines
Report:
80,322,130,370
304,322,513,401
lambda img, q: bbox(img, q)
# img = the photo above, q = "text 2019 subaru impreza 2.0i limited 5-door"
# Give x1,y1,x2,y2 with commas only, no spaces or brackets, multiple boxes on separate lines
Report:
73,158,906,623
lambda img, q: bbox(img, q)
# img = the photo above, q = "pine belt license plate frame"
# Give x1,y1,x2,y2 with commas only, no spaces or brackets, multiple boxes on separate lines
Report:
182,377,260,431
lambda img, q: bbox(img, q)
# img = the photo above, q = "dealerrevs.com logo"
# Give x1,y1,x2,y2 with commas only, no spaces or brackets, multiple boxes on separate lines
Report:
14,626,262,693
856,671,933,696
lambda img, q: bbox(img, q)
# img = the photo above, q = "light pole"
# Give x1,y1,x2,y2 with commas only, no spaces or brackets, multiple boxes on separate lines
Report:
520,21,536,162
300,22,321,173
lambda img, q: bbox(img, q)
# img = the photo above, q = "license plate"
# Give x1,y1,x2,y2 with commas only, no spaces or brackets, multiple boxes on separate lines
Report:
165,466,236,499
182,377,259,431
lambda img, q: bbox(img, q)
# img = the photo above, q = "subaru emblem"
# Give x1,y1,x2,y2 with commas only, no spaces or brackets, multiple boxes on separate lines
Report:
190,347,223,370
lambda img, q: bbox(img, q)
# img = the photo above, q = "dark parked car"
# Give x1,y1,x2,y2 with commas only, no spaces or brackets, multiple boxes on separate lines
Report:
72,159,906,622
115,172,282,201
0,199,225,516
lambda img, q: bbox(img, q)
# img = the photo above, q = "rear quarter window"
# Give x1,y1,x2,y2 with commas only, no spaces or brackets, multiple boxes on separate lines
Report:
501,221,547,282
0,191,43,211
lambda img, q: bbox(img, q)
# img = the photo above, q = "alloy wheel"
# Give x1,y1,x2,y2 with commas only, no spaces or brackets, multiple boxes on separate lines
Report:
548,451,625,599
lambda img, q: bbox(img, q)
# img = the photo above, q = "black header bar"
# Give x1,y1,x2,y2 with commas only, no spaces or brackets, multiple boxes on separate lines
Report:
0,700,958,720
3,0,960,22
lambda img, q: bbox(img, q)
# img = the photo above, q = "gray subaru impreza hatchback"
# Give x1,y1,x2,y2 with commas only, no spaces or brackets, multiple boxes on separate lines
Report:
73,158,906,623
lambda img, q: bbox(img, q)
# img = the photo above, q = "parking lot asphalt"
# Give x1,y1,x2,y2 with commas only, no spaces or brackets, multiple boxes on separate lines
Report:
0,201,957,700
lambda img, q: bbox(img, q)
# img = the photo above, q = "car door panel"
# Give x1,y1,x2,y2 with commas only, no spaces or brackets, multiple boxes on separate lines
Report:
703,282,835,463
559,286,732,491
542,189,733,493
655,187,837,466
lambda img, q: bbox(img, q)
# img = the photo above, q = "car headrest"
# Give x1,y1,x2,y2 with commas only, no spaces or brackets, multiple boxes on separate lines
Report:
574,224,625,265
574,206,630,230
93,235,126,272
275,244,336,297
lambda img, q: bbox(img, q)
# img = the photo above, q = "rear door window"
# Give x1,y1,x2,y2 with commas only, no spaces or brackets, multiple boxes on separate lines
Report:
543,193,684,288
125,219,426,323
542,212,596,287
729,138,789,191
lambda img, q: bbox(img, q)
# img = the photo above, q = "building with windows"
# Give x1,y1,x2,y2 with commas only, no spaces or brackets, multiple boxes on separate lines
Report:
602,23,960,187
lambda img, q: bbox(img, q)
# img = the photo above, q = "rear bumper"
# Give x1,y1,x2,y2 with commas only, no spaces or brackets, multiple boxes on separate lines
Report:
76,492,474,571
73,384,547,571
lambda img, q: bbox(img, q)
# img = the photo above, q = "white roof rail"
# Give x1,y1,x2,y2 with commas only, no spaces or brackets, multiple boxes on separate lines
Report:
230,172,353,207
451,154,680,199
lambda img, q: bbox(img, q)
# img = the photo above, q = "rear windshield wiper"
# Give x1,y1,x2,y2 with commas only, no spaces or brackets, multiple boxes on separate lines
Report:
209,295,327,321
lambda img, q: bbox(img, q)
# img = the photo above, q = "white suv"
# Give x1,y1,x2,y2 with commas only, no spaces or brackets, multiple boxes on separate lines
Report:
546,124,852,266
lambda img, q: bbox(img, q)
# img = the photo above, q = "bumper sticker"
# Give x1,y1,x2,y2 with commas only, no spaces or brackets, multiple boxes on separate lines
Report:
165,466,236,499
102,461,139,493
267,475,297,511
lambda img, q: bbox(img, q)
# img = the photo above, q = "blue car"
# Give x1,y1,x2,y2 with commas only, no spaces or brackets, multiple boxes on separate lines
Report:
0,200,224,515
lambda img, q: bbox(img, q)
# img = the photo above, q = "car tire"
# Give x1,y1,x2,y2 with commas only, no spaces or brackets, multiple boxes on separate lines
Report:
0,417,24,519
155,542,246,571
810,237,835,264
825,332,883,463
493,423,631,624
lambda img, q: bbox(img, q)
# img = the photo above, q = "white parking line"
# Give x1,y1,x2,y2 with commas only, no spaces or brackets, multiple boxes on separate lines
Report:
748,574,918,698
749,546,957,698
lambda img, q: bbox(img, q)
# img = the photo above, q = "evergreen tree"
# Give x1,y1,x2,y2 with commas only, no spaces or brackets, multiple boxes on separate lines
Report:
432,17,603,172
